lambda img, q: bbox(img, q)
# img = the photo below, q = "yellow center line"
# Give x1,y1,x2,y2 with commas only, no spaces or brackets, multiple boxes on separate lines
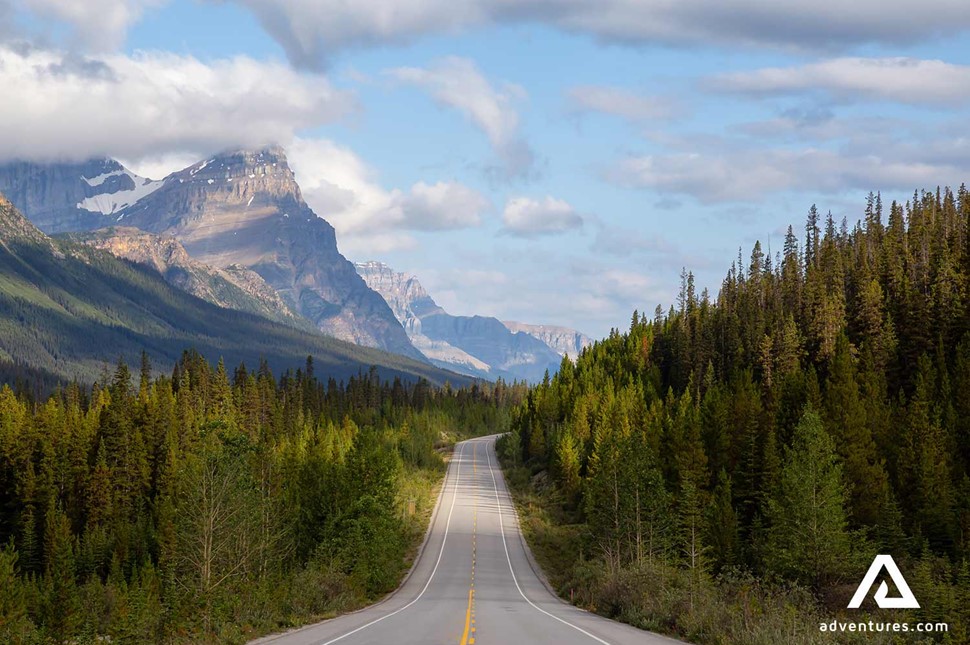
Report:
459,588,475,644
460,442,479,645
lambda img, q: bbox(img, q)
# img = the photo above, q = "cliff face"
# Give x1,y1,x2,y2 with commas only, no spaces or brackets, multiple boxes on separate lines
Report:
501,321,593,359
2,148,423,360
71,227,309,329
0,158,163,233
353,260,444,335
355,261,575,382
117,147,420,358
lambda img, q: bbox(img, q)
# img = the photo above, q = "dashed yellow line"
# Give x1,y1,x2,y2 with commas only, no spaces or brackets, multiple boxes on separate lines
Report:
460,588,475,645
460,442,479,645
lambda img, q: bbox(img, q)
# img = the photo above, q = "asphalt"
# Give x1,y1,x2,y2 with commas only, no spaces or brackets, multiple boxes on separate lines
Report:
252,436,684,645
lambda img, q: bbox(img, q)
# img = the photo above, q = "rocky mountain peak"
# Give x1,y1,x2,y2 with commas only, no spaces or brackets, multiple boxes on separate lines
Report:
181,146,295,184
108,150,423,360
355,260,575,381
502,321,593,359
1,151,425,362
353,261,443,332
115,144,312,239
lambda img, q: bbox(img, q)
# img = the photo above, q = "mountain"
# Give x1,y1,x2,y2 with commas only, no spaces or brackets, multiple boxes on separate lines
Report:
0,157,162,233
0,149,422,360
355,261,577,382
501,321,592,359
0,193,465,386
69,227,310,330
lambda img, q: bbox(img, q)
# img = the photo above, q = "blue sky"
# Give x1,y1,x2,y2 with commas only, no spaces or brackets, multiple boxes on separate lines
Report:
4,1,970,338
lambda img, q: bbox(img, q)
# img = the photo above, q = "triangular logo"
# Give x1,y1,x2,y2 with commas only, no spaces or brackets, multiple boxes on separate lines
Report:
847,555,920,609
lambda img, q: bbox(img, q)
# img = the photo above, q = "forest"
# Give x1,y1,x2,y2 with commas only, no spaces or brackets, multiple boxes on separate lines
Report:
503,188,970,643
0,350,522,643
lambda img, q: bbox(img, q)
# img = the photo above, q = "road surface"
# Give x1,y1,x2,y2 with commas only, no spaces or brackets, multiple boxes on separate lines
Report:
253,436,683,645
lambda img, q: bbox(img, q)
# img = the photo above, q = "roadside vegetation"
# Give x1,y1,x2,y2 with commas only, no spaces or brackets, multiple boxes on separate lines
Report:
0,350,522,643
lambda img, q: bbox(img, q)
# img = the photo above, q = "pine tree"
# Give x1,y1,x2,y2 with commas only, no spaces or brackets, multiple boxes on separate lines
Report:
764,409,851,589
823,335,890,527
42,504,78,641
0,541,32,641
554,430,582,506
706,469,738,575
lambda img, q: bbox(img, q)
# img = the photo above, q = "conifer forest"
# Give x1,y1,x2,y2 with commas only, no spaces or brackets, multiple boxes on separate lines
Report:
503,190,970,643
0,350,521,642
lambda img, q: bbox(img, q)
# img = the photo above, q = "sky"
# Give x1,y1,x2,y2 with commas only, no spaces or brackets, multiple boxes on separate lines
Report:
3,1,970,339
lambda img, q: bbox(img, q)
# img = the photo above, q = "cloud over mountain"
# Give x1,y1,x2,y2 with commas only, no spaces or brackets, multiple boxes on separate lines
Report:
0,45,354,165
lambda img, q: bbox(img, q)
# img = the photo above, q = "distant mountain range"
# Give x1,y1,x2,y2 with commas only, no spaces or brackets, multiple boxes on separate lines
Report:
354,261,592,382
0,147,593,382
0,194,463,385
501,321,592,360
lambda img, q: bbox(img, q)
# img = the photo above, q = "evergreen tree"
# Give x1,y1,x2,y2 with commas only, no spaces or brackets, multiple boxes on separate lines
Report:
764,410,851,589
706,469,738,575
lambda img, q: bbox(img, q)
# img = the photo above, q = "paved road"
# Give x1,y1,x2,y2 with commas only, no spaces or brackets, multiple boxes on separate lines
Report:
253,436,683,645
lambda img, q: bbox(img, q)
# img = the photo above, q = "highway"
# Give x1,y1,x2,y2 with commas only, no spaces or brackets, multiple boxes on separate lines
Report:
253,436,683,645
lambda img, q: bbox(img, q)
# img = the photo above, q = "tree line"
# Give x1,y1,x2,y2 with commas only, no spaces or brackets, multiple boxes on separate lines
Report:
0,349,523,643
505,188,970,642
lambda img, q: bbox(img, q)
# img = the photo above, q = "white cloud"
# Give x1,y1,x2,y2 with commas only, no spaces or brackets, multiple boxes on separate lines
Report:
568,85,677,122
501,196,583,236
227,0,970,66
287,137,488,255
19,0,164,50
400,181,489,231
0,45,355,165
607,146,960,203
711,57,970,106
119,152,202,180
387,56,533,179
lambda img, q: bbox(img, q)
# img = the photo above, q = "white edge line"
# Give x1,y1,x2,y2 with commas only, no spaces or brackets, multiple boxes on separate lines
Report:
316,441,467,645
484,437,612,645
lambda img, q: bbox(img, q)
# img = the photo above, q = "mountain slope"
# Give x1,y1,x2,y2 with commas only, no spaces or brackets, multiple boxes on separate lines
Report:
69,227,310,330
0,150,423,360
355,261,570,382
0,194,465,386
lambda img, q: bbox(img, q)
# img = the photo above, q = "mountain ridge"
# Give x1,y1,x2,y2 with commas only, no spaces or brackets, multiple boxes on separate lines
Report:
501,320,593,359
355,260,587,382
0,149,423,361
0,193,465,386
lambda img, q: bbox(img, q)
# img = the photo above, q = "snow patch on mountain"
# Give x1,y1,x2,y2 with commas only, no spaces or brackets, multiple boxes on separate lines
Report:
83,170,125,187
76,168,164,215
